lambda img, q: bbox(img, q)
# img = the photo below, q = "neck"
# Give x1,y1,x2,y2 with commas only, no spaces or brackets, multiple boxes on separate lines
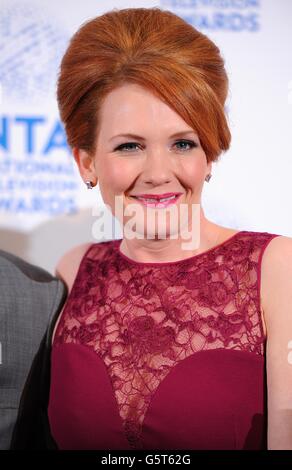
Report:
119,209,221,264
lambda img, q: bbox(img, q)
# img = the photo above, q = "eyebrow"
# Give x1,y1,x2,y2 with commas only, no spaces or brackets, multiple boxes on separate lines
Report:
109,130,197,141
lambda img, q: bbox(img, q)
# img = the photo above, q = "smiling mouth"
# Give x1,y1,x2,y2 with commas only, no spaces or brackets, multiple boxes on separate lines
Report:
129,194,182,207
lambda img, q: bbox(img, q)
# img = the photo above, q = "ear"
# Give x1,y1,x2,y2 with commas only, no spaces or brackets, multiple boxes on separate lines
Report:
72,148,98,185
206,160,212,176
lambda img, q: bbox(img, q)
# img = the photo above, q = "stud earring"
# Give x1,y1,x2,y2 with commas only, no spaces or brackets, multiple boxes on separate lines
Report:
205,174,212,182
85,180,94,189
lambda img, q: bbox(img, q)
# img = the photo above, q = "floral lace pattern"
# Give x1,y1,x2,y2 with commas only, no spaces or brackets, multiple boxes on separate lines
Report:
54,230,280,449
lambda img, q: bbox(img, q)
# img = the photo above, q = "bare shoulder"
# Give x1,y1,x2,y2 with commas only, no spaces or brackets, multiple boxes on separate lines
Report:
55,242,93,293
261,234,292,324
261,234,292,277
52,242,93,346
259,234,292,449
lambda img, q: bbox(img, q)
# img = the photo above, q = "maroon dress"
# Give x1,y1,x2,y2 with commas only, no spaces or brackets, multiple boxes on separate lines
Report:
48,230,280,450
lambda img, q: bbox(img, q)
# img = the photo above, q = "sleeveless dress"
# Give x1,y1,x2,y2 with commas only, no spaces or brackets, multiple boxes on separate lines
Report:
48,230,281,450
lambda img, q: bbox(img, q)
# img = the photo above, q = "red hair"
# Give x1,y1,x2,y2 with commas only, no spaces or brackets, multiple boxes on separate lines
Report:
57,7,231,162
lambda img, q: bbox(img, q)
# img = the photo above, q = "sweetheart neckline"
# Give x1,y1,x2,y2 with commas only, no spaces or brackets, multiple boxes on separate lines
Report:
50,342,265,449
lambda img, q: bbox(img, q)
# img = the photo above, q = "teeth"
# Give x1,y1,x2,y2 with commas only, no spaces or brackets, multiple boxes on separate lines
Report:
139,198,157,202
137,195,177,203
159,195,176,202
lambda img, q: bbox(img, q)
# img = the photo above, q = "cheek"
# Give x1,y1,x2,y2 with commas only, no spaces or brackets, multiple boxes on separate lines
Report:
100,159,136,194
180,157,207,186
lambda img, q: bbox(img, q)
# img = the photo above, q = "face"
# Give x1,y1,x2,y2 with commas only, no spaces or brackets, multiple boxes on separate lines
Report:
74,83,212,241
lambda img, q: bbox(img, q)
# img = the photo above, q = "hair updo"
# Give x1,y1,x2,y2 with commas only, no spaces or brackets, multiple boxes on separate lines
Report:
57,7,231,162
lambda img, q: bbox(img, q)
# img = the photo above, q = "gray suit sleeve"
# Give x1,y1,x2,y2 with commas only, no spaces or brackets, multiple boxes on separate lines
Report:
0,251,67,449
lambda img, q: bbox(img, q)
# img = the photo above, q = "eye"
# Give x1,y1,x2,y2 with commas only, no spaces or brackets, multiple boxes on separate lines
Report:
174,140,198,151
114,142,141,152
114,140,198,153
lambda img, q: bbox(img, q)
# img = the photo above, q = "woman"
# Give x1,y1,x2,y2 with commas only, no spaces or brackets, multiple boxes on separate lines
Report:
12,7,292,450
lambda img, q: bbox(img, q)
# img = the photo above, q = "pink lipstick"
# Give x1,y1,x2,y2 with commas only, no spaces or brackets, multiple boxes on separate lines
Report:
130,192,183,208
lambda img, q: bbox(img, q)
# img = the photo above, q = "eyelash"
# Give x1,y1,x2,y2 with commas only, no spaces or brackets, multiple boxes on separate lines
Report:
114,140,198,153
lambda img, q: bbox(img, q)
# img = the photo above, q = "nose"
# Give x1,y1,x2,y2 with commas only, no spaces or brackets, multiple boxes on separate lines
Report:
141,149,173,186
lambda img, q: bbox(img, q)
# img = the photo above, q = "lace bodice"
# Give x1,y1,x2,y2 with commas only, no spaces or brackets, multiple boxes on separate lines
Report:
53,230,280,449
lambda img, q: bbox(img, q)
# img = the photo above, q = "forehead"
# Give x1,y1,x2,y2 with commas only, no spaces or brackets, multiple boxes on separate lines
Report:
98,83,192,138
